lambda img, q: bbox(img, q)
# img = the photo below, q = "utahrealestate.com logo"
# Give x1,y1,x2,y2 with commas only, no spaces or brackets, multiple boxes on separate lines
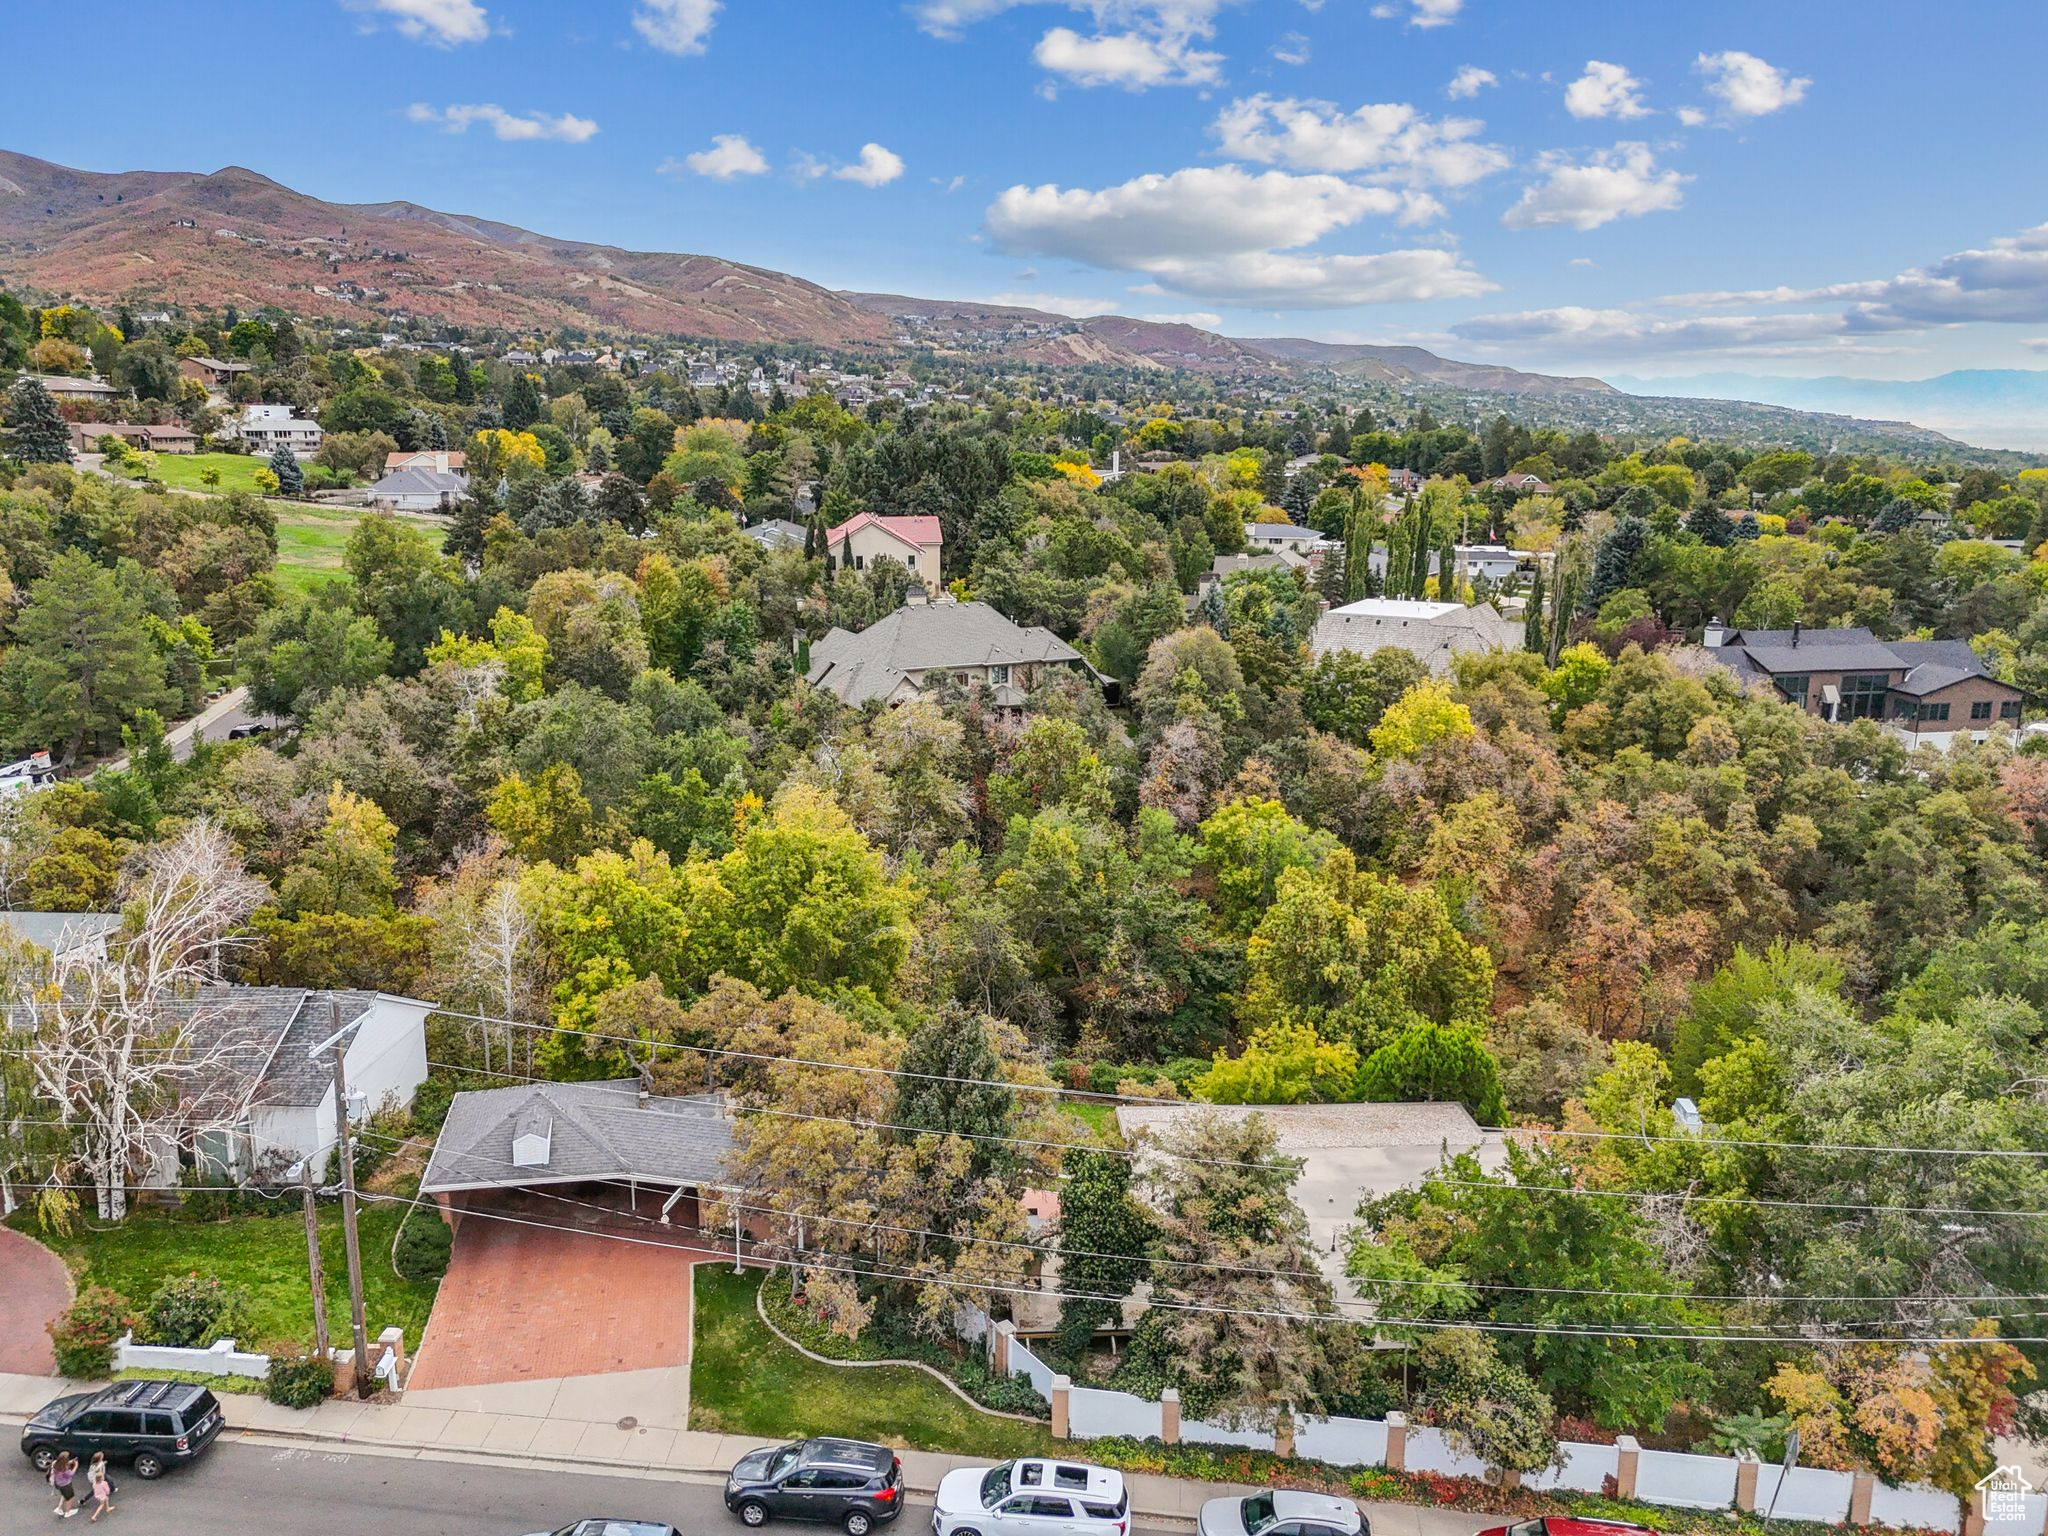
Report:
1977,1467,2034,1523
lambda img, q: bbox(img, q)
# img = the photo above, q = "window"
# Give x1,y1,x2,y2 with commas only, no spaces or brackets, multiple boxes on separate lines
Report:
1026,1499,1076,1519
990,665,1011,685
1972,700,1994,721
142,1414,175,1437
1839,673,1893,721
1243,1495,1277,1534
816,1473,867,1491
1775,675,1810,708
1916,702,1951,722
2003,700,2023,720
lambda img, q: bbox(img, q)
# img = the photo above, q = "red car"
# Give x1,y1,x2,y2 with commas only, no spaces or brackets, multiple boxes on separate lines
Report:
1479,1519,1660,1536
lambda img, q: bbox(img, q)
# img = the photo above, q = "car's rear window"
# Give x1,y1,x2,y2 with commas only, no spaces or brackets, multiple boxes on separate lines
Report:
1082,1503,1126,1522
186,1391,221,1424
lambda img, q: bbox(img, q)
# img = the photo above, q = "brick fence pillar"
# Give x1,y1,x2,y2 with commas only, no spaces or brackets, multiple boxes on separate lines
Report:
992,1319,1014,1375
1384,1411,1407,1473
1614,1436,1641,1500
1734,1455,1760,1513
1051,1375,1071,1440
1161,1388,1181,1446
1849,1472,1876,1527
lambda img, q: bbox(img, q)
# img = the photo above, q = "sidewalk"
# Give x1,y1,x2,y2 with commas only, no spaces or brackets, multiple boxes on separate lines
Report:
0,1372,1483,1536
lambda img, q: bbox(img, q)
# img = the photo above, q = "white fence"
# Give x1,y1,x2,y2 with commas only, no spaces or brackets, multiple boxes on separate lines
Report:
1527,1440,1619,1494
1069,1388,1162,1441
1406,1426,1490,1480
1753,1465,1857,1524
1292,1414,1388,1469
1638,1449,1741,1510
112,1333,269,1380
981,1323,1976,1535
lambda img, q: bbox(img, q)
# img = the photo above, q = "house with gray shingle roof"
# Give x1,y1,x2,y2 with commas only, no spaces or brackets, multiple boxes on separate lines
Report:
136,985,434,1185
364,465,466,511
805,594,1098,710
420,1080,735,1234
0,911,123,967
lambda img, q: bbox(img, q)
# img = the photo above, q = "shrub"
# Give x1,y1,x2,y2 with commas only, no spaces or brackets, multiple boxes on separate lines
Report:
49,1288,135,1379
264,1351,336,1409
393,1209,453,1281
141,1273,253,1349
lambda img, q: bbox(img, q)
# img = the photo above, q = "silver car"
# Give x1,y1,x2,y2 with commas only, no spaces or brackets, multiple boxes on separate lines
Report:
1198,1491,1366,1536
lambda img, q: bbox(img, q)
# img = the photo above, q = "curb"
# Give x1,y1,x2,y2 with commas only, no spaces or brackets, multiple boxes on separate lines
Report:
0,1410,1200,1526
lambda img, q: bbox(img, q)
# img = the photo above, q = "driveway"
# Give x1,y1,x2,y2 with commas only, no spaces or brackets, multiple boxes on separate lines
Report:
0,1228,72,1375
406,1203,721,1396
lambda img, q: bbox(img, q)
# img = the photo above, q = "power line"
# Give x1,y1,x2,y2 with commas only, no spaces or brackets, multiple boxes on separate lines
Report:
354,1118,2047,1328
424,1056,2048,1224
346,1191,2048,1347
418,1005,2048,1165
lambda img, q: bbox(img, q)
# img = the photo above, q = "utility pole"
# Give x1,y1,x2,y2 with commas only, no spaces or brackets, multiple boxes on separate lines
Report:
300,1157,328,1358
321,998,372,1397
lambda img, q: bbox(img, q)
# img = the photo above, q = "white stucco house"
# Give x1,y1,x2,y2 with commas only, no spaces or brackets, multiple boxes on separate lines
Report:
1313,597,1524,676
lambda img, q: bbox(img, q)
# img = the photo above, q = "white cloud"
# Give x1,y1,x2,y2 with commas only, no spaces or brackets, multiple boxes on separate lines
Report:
1034,26,1222,87
1564,60,1650,120
2024,338,2048,354
985,163,1489,308
407,102,598,142
1272,31,1311,66
666,134,769,180
981,292,1124,316
1676,106,1708,128
914,2,1238,88
989,165,1413,265
835,143,906,187
1373,0,1461,25
1446,66,1495,100
1450,305,1859,358
346,0,489,45
633,0,720,55
1696,50,1810,117
1502,143,1686,231
1140,248,1494,307
1139,311,1226,328
1211,93,1509,190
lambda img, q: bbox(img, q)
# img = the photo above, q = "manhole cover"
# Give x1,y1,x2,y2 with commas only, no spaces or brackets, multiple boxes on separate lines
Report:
618,1416,639,1431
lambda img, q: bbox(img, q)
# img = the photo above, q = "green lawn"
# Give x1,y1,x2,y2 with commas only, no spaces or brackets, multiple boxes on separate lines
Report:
1060,1102,1119,1140
691,1266,1055,1457
22,1195,441,1352
137,452,276,494
271,504,447,593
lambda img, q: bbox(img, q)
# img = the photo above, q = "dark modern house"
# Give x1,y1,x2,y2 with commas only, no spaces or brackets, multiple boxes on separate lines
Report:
1704,622,2023,749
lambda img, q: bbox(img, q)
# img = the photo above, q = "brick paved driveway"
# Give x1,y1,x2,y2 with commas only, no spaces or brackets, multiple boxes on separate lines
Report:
407,1205,720,1391
0,1228,73,1375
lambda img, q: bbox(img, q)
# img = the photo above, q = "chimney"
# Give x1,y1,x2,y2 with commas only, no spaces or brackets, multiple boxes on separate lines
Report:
1702,621,1728,649
905,582,929,607
1112,448,1122,476
1791,620,1802,648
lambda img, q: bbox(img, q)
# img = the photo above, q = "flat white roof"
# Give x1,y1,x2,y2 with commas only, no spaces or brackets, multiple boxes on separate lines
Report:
1329,598,1462,619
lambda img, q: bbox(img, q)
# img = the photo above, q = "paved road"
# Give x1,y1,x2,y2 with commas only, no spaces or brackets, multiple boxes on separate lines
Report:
0,1438,1183,1536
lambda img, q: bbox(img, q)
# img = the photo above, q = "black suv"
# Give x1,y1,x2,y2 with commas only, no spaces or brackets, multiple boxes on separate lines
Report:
20,1380,224,1479
726,1438,905,1535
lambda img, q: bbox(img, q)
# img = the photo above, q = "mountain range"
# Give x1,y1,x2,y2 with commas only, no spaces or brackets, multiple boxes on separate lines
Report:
0,149,1615,400
0,149,2034,459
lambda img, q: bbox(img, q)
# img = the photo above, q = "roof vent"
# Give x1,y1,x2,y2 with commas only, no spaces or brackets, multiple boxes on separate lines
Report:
511,1105,553,1168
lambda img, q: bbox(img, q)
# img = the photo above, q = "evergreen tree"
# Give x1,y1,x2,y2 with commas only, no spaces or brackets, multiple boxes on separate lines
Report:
2,375,71,464
1314,544,1348,604
1685,502,1734,547
426,414,449,451
1436,526,1458,601
768,383,788,414
443,492,494,564
268,444,305,497
1523,569,1546,653
0,551,176,763
1280,473,1315,523
1871,496,1920,536
1583,515,1648,611
452,358,476,404
503,371,542,430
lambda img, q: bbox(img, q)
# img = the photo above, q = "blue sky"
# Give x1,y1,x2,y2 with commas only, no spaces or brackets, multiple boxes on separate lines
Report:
5,0,2047,381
